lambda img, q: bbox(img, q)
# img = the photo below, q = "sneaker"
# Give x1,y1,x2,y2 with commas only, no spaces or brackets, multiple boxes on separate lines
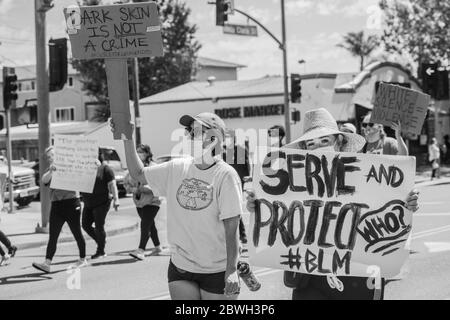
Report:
32,260,51,273
152,246,171,256
91,252,107,260
0,255,10,267
72,258,89,269
129,249,145,261
8,246,17,258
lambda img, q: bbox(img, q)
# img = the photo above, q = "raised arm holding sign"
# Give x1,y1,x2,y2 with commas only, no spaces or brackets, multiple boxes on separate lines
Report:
64,2,164,140
371,83,430,136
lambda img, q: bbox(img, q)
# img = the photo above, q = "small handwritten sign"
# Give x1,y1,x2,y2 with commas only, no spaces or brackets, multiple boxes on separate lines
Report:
50,135,99,193
371,83,430,135
249,147,415,278
64,2,163,60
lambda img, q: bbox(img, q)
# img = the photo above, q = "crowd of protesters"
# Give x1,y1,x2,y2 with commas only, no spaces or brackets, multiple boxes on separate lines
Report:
0,107,423,301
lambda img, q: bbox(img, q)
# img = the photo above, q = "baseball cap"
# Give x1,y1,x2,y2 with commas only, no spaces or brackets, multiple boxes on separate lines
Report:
340,123,357,134
179,112,227,137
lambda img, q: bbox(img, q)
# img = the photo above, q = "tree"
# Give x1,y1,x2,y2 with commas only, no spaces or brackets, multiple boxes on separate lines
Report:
72,0,201,121
337,31,380,71
379,0,450,74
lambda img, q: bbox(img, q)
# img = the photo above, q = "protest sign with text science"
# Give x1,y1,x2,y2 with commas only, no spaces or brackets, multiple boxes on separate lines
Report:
371,83,430,135
249,147,415,278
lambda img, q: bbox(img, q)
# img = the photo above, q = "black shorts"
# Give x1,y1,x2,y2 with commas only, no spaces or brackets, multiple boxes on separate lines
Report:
167,260,226,295
292,274,385,300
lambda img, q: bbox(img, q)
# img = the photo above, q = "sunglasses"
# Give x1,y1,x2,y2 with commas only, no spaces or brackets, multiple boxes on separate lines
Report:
361,123,376,128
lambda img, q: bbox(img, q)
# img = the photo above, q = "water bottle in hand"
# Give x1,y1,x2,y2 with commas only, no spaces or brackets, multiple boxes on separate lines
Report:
237,261,261,292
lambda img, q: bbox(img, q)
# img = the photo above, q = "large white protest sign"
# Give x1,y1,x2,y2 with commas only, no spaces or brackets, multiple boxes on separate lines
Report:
249,147,415,278
50,135,99,193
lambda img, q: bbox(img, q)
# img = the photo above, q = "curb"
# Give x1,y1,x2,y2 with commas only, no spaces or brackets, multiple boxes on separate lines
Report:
415,177,450,188
14,222,139,251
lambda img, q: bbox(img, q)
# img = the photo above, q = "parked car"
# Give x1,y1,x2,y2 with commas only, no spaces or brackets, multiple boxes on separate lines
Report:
0,161,40,207
99,146,128,198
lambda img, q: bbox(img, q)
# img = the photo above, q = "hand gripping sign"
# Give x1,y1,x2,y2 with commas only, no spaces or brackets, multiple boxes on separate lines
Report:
249,147,416,278
64,3,163,140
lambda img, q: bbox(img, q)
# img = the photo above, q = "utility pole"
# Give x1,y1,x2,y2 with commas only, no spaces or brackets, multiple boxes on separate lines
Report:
35,0,52,233
280,0,290,143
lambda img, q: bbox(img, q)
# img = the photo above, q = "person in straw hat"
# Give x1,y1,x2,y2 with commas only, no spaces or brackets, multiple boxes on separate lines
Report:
246,108,420,300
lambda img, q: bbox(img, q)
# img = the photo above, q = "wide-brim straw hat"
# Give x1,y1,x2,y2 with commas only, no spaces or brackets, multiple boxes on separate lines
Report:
285,108,366,153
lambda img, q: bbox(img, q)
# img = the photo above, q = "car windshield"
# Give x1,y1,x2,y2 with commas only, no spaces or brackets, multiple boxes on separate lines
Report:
101,148,121,162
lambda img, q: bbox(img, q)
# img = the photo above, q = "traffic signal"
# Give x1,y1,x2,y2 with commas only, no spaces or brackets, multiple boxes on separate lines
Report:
216,0,234,26
290,73,302,103
420,63,449,100
49,38,68,92
2,67,18,110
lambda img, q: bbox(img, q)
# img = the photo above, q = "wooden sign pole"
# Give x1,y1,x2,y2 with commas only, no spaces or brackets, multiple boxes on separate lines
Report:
105,59,133,140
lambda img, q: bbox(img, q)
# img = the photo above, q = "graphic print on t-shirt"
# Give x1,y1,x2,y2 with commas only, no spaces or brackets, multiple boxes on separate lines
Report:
176,178,213,211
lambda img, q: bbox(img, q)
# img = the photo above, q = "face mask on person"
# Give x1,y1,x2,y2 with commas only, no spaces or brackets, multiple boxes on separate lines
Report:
305,135,339,152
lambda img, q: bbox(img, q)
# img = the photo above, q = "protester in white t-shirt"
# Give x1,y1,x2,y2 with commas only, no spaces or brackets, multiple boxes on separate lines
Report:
113,113,242,300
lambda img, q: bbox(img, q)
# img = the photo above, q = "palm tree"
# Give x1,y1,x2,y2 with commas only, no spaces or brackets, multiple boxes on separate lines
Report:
337,31,379,71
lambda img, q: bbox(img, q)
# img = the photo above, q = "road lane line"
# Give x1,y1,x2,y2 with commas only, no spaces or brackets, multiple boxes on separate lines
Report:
415,213,450,217
412,226,450,240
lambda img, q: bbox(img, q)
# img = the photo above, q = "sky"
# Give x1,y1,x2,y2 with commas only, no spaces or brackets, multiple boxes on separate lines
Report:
0,0,384,79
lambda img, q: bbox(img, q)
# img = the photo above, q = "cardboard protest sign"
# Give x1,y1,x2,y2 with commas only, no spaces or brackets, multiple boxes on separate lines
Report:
63,3,163,60
249,147,416,278
64,2,164,140
371,83,430,135
50,135,99,193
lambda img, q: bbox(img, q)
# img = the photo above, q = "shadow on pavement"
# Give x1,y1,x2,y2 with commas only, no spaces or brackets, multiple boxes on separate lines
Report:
90,257,138,267
0,272,52,286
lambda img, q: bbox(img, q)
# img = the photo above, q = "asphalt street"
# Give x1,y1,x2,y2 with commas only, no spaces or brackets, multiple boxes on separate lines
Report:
0,183,449,300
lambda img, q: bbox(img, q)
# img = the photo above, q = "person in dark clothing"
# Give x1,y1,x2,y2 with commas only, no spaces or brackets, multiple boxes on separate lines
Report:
269,125,286,147
32,146,87,273
81,150,119,259
126,144,166,261
223,133,251,244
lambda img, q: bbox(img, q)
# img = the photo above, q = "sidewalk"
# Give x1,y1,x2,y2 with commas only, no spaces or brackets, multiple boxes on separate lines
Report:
0,202,139,251
415,164,450,185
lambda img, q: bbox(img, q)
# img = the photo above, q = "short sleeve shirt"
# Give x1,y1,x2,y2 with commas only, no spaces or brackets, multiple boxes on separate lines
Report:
365,137,399,156
143,157,243,273
81,164,115,208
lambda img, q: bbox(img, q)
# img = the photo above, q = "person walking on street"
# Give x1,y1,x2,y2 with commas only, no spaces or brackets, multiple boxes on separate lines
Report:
32,146,88,273
429,137,441,181
126,144,167,261
113,112,242,300
81,150,120,260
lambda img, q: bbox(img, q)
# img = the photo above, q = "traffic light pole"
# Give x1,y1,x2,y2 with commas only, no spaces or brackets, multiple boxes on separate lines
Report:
5,107,14,213
35,0,51,233
226,3,291,142
280,0,291,143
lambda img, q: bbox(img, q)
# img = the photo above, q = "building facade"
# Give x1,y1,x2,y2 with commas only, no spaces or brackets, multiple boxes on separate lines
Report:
137,61,449,165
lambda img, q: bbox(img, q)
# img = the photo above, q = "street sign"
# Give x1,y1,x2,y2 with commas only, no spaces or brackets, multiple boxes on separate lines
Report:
223,24,258,37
